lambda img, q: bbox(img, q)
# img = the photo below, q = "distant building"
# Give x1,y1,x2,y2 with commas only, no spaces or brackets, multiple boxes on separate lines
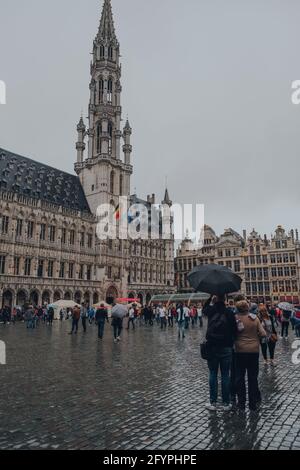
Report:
175,225,300,304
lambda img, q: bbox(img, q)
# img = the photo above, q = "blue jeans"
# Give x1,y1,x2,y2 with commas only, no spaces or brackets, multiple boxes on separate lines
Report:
97,320,105,338
207,347,232,405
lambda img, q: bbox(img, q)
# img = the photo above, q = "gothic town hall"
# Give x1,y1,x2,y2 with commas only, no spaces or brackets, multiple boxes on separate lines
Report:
0,0,175,309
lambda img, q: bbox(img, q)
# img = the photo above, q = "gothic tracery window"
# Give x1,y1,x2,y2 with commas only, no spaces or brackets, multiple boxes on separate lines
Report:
96,122,102,154
119,174,123,196
108,122,113,155
110,171,115,194
99,79,104,103
100,45,105,59
93,83,97,105
107,79,113,104
108,46,113,60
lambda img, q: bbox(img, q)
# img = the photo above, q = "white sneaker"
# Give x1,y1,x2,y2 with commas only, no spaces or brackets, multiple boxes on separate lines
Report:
114,339,118,343
206,403,217,411
117,336,121,342
222,404,232,411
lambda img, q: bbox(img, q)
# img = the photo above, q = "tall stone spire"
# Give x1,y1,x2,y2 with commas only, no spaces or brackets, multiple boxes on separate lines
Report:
75,0,132,213
162,187,172,207
97,0,117,42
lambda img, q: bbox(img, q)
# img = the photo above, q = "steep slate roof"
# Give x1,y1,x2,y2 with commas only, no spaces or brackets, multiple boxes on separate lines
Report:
0,148,91,213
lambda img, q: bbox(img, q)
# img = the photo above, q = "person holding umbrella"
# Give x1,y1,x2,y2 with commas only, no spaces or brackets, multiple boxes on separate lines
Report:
202,295,237,411
188,264,242,411
111,302,127,343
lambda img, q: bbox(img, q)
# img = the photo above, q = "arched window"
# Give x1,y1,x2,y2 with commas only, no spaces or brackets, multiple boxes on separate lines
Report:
108,122,113,155
107,79,113,104
110,171,115,194
108,46,113,60
100,45,105,59
99,79,104,103
96,122,102,154
119,174,123,196
93,84,97,105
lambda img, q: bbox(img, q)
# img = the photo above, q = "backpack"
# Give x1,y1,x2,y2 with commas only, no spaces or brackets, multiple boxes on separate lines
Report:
282,310,291,321
206,308,230,343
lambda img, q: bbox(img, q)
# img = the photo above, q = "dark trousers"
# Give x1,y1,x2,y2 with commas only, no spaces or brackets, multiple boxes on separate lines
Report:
235,352,260,410
113,318,123,339
261,341,276,360
168,317,174,327
127,318,135,330
160,318,167,329
82,317,87,332
281,322,289,337
230,350,236,402
295,325,300,338
97,320,105,338
199,316,203,328
207,347,232,405
71,319,79,333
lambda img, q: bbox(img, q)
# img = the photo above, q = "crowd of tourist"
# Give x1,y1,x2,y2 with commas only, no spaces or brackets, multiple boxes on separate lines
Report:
0,296,299,413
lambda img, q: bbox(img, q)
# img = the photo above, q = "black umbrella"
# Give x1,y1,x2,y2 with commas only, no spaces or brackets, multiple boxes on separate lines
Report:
187,263,242,295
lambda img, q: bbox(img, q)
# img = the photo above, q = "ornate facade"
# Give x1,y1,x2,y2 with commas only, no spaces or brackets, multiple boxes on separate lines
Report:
0,0,175,309
175,225,300,304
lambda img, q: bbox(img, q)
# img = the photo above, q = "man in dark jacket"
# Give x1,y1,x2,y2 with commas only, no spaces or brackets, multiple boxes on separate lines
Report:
203,295,237,411
48,306,54,326
95,304,109,339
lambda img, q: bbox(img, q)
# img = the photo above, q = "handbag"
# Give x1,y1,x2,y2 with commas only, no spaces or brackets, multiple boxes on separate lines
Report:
200,341,211,361
270,333,278,343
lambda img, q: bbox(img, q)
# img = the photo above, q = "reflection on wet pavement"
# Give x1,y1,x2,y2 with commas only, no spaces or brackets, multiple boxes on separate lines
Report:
0,320,299,450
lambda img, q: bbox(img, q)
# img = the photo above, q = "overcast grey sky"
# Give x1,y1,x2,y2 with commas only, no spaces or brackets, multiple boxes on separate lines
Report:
1,0,300,237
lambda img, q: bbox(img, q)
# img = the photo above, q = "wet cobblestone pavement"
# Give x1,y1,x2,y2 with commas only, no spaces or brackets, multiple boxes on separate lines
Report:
0,320,299,450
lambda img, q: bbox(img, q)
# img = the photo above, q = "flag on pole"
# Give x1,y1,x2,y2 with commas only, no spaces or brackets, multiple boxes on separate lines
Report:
114,205,120,221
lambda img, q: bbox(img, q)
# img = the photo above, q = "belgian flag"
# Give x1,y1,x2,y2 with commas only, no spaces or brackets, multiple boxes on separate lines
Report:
114,204,120,221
